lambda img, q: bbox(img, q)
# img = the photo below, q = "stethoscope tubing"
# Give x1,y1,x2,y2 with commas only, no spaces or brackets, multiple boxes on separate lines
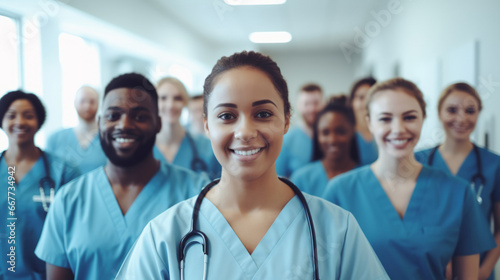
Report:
186,132,209,173
427,144,486,204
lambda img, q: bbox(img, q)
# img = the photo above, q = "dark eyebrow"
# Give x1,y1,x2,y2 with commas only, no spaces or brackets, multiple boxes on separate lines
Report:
377,112,392,116
402,110,418,115
105,106,150,112
213,103,237,110
252,99,277,108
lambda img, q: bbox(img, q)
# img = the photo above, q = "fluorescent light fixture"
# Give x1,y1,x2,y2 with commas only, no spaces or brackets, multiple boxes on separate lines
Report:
249,31,292,43
224,0,286,5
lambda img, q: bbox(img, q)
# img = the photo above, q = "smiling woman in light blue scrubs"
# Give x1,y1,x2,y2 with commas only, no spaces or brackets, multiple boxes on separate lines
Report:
115,51,389,280
323,78,496,280
0,90,80,280
291,96,359,197
415,82,500,280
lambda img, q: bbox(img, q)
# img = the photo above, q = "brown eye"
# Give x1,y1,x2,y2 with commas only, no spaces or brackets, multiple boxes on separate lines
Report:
446,106,457,114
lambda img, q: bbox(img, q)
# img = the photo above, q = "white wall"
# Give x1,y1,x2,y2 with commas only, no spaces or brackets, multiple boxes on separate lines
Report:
266,50,361,126
358,0,500,154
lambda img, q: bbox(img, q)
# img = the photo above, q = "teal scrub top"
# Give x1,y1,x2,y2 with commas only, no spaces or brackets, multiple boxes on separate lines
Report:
115,193,389,280
416,145,500,280
290,161,329,197
276,127,313,178
35,164,209,280
355,132,378,166
154,132,221,180
46,128,107,174
0,152,80,280
322,165,496,280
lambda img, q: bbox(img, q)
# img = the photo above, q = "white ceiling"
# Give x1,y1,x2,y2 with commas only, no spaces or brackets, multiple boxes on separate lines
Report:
146,0,385,53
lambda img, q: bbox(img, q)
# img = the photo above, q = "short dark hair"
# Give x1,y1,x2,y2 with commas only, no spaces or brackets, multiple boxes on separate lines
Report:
348,77,377,104
0,90,46,129
311,95,359,163
203,51,290,116
104,73,158,111
300,83,323,94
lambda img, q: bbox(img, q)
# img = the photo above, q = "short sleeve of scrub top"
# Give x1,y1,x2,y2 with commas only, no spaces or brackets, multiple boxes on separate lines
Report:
35,163,209,280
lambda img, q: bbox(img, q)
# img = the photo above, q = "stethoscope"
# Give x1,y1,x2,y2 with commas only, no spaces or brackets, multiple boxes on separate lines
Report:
178,178,320,280
1,149,55,212
185,132,208,173
427,144,486,204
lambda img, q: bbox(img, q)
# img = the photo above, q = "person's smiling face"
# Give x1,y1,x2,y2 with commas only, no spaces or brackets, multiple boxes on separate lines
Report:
157,82,187,125
368,89,424,160
2,99,39,146
99,88,161,167
439,90,480,142
204,66,289,181
317,111,355,162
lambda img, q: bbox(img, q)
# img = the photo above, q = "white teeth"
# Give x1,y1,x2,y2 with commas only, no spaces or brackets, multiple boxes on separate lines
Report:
233,148,261,156
390,139,408,145
115,138,135,143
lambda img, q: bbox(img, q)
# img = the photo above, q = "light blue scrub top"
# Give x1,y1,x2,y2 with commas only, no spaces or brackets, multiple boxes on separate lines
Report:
322,165,496,280
35,164,210,280
355,132,378,165
0,152,80,280
153,132,221,180
115,193,389,280
416,146,500,280
276,127,313,178
46,128,107,174
290,160,360,197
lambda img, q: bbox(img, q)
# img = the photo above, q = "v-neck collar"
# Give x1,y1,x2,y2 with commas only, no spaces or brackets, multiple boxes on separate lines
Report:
172,135,190,164
97,167,164,235
1,154,43,185
434,148,475,176
367,166,426,226
199,195,302,277
70,128,99,152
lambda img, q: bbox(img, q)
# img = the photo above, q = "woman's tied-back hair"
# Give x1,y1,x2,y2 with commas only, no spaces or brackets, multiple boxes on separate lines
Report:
203,51,290,117
438,82,482,112
365,78,427,118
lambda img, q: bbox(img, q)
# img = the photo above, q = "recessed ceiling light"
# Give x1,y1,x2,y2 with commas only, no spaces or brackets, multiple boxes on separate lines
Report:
224,0,286,5
249,32,292,43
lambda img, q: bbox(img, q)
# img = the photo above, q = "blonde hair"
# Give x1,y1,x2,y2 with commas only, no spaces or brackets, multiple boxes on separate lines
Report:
156,77,190,104
365,78,426,118
438,82,482,112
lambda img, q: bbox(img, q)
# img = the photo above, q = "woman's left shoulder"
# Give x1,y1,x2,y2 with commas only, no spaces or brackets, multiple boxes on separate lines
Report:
303,193,352,222
477,146,500,162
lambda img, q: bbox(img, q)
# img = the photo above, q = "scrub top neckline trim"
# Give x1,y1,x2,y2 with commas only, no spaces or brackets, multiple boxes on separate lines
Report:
155,133,192,164
196,195,303,276
1,152,43,185
367,165,427,226
432,147,476,176
98,165,166,234
70,127,100,152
